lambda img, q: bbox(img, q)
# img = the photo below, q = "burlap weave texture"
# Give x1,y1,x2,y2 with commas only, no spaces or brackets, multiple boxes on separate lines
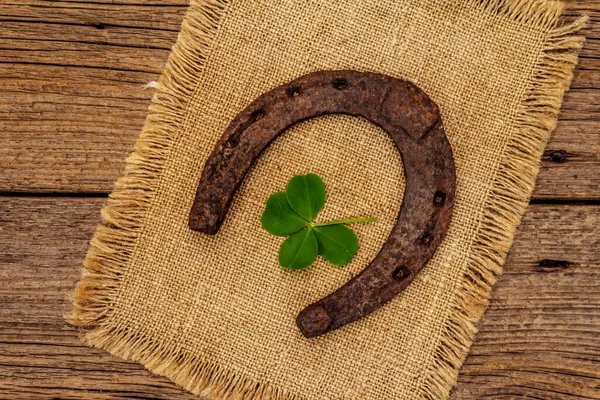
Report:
71,0,586,398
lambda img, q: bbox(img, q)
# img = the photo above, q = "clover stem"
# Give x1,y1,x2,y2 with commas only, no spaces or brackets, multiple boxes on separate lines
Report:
311,217,378,227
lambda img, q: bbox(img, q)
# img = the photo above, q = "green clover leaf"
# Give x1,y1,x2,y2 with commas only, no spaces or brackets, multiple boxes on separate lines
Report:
313,224,358,266
261,192,308,236
286,173,326,221
261,173,377,270
278,228,318,270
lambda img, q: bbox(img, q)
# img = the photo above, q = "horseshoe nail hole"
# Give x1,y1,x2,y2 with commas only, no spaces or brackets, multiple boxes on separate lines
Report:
286,85,301,97
433,191,446,207
332,78,349,90
251,109,266,121
225,136,240,148
392,266,410,281
418,232,433,246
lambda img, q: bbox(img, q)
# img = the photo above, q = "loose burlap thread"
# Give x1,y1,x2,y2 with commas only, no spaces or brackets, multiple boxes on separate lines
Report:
70,0,586,398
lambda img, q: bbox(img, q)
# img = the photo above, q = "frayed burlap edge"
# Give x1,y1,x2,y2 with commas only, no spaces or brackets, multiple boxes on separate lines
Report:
68,0,231,328
67,0,587,398
420,2,587,398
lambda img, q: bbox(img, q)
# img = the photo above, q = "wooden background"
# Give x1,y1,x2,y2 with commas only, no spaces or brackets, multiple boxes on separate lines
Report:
0,1,598,399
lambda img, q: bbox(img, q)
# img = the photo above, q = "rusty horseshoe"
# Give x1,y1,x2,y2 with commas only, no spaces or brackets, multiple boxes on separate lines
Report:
189,70,455,338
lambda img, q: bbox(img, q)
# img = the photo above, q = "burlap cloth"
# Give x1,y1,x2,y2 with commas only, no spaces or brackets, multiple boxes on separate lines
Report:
70,0,586,398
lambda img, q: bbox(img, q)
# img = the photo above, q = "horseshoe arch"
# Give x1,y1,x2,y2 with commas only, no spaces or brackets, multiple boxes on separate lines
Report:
189,70,455,338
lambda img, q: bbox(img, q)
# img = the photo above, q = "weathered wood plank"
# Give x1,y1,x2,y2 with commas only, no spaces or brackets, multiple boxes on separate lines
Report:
0,1,186,31
0,198,598,398
0,197,197,399
1,21,178,50
453,204,600,399
0,1,599,198
0,61,159,192
537,120,600,200
0,1,184,194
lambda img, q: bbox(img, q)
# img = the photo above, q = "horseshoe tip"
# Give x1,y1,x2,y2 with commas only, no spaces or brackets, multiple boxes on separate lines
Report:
189,198,224,235
188,215,220,235
296,304,331,338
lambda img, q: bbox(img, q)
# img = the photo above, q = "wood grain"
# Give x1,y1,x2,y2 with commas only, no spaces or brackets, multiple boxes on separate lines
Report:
0,0,598,398
0,197,197,400
0,1,598,199
0,198,598,399
0,1,183,193
453,204,600,399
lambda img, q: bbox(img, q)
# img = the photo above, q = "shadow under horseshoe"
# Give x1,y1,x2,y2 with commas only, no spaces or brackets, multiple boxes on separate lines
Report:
189,70,456,338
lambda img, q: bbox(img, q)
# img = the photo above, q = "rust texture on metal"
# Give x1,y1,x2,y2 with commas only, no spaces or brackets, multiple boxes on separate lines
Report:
189,70,456,338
